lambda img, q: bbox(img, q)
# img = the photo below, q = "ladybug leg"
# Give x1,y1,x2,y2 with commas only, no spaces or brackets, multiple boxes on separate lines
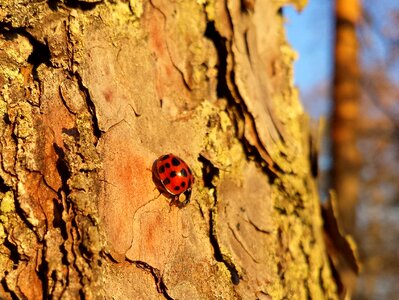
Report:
169,195,178,207
167,196,179,212
180,189,192,208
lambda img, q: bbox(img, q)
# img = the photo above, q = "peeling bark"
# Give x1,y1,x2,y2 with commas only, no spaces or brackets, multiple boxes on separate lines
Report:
1,0,339,299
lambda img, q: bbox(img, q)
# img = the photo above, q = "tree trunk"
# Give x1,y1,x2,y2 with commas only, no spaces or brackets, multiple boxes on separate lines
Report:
331,0,361,234
1,0,338,299
329,0,362,296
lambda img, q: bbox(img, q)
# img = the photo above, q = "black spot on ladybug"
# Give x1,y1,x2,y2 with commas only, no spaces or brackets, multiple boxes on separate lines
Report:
174,186,180,191
159,165,165,174
172,157,181,166
181,182,186,188
170,171,177,177
161,155,170,161
163,178,170,185
180,169,188,177
165,163,171,168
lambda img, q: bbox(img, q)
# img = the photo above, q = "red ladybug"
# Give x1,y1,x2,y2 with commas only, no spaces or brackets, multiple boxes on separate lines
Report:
152,153,194,208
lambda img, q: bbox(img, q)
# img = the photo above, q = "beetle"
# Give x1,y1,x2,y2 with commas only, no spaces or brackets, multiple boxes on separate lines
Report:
152,153,194,208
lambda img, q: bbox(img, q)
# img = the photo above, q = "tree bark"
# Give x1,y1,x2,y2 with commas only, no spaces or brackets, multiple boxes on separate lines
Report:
1,0,338,299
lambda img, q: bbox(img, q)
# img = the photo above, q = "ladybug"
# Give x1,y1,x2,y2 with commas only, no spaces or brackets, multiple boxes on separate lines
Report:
152,153,194,208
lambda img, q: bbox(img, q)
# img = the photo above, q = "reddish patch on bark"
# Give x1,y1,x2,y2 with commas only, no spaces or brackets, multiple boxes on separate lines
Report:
98,124,159,260
143,4,191,108
24,172,58,227
103,89,113,103
98,123,184,266
125,199,182,270
35,73,75,191
149,17,165,57
17,261,43,299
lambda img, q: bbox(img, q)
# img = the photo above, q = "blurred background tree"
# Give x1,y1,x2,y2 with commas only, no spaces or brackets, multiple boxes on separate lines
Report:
286,0,399,299
332,0,361,236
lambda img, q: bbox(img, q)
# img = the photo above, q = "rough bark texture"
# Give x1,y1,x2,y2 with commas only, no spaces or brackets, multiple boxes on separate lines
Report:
1,0,338,299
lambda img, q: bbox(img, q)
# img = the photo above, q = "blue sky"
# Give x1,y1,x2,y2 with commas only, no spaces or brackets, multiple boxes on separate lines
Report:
284,0,334,118
284,0,335,177
285,0,399,119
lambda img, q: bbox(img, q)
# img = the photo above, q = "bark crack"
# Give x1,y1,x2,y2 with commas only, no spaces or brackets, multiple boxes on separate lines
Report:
299,243,311,299
199,155,240,285
0,22,51,83
74,73,102,142
133,260,174,300
148,0,192,92
245,217,272,234
228,223,259,263
50,0,100,11
204,21,279,178
0,274,20,300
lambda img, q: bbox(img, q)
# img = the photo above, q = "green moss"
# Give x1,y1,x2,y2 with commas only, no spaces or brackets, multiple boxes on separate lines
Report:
0,191,15,214
0,223,5,241
204,0,215,21
129,0,143,18
197,100,244,174
12,102,34,139
7,36,33,65
105,0,142,27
